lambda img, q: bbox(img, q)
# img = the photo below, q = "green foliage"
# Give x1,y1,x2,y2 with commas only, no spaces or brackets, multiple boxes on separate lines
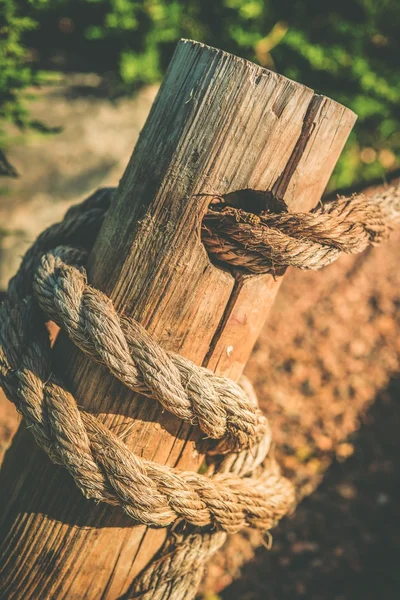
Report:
1,0,399,188
0,0,60,174
0,0,35,173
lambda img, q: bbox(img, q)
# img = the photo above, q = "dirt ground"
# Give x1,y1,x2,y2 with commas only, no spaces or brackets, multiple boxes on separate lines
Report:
220,379,400,600
1,79,400,599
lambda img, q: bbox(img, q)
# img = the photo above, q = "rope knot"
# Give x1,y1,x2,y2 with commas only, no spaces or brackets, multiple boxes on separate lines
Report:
202,183,399,273
6,181,399,597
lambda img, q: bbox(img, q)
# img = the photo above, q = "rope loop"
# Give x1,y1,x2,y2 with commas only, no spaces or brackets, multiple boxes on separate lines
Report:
2,181,399,599
202,183,400,273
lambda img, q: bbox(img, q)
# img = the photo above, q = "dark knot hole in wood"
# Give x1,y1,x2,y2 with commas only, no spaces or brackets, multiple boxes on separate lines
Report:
200,188,288,276
213,189,289,214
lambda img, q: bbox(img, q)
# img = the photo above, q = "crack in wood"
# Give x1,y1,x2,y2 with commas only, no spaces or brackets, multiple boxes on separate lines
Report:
271,94,325,207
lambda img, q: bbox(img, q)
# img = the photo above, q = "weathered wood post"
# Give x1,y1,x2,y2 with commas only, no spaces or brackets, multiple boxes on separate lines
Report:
0,40,356,599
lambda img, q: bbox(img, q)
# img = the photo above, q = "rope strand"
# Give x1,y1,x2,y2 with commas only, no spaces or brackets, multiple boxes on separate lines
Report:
2,181,399,598
202,182,400,272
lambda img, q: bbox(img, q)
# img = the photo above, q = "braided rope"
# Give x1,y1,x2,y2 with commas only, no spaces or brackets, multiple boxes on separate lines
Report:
1,263,292,533
33,248,259,454
202,182,400,273
130,448,281,600
2,182,399,597
0,189,295,598
130,391,279,600
130,421,280,599
130,529,228,600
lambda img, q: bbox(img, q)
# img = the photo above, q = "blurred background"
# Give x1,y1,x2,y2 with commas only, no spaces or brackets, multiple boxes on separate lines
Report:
1,0,400,185
1,1,400,599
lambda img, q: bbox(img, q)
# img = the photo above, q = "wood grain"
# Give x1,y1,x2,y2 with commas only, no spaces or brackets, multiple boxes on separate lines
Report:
0,40,356,599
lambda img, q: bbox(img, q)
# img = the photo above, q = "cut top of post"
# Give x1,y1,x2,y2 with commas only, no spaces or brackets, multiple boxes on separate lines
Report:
90,39,356,329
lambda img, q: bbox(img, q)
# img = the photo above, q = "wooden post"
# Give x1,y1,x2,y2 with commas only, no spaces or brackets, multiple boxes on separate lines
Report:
0,40,356,599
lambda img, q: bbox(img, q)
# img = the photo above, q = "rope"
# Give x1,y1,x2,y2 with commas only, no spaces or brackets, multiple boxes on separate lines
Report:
0,189,294,599
34,249,260,454
130,529,228,600
2,254,293,530
202,182,400,272
129,400,279,600
130,448,282,600
1,181,399,597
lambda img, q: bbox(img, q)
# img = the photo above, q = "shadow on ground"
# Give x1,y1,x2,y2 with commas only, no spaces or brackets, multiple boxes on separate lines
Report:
221,377,400,600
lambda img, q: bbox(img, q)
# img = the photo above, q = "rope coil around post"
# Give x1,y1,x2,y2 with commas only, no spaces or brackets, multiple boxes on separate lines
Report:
202,183,400,273
1,181,399,599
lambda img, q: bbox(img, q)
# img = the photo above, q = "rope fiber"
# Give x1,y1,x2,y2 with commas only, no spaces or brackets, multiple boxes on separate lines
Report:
1,181,399,598
202,182,400,272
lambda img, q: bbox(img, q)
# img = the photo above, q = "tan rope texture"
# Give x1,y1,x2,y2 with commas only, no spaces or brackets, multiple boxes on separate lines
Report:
34,249,260,455
1,182,399,598
202,182,400,273
0,189,293,599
